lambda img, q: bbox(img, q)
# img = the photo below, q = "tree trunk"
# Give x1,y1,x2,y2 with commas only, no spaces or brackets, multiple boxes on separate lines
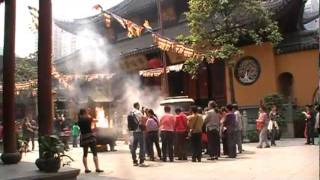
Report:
228,66,236,104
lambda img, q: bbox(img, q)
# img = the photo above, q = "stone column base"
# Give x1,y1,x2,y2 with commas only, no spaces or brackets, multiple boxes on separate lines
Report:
1,152,21,164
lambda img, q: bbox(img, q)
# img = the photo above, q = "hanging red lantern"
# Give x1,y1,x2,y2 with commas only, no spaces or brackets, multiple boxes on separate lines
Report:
148,58,162,69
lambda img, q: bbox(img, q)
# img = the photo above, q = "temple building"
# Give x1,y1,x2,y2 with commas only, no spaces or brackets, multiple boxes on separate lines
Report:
54,0,319,109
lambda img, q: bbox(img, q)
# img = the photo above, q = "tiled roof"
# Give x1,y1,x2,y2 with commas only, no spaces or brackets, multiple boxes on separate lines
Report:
276,30,319,54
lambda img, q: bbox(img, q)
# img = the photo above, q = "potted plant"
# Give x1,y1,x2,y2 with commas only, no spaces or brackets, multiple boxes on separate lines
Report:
35,135,73,172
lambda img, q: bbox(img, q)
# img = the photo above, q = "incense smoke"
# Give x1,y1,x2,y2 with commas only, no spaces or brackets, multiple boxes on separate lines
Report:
56,27,164,131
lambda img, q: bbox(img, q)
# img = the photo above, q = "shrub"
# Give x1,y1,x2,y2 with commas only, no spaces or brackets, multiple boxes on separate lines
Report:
246,130,259,142
263,94,287,128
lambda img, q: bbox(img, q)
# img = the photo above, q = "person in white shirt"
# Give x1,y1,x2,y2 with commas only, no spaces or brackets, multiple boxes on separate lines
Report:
129,102,147,166
233,104,243,153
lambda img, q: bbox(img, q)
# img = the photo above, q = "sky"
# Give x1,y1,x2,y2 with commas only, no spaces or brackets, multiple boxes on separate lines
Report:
0,0,123,57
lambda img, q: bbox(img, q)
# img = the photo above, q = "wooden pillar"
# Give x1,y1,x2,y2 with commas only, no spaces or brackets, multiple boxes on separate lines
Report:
157,0,169,96
37,0,53,139
228,66,236,104
1,0,21,164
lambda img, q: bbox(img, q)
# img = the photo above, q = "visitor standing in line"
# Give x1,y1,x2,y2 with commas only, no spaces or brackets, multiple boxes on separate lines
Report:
146,109,162,161
220,107,228,156
159,106,175,162
188,106,204,162
174,108,188,160
233,104,243,153
129,102,147,166
223,104,237,158
204,101,221,160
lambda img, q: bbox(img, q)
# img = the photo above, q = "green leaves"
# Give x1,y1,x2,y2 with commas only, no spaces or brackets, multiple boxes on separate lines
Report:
182,58,201,78
180,0,282,76
15,53,37,83
39,135,65,159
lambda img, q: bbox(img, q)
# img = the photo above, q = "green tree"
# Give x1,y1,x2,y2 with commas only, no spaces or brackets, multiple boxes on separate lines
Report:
180,0,282,103
15,52,37,83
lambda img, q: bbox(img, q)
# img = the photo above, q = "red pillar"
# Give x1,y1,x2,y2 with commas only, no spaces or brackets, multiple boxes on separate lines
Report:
1,0,21,164
156,0,169,96
37,0,53,139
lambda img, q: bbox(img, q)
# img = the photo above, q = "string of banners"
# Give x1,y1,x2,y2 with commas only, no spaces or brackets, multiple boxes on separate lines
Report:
52,67,115,89
0,67,115,91
0,80,37,91
93,4,205,60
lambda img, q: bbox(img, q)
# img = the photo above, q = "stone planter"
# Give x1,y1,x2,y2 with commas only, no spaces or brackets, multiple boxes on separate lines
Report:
36,157,61,172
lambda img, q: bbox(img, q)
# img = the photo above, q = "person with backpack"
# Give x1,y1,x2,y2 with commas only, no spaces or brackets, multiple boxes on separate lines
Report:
128,102,147,166
145,109,161,161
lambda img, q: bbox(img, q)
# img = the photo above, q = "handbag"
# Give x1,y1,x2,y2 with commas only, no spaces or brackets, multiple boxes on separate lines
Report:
80,133,96,147
267,121,273,131
256,120,264,131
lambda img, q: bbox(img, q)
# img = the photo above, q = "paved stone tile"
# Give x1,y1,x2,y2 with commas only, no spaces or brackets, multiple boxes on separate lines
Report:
17,138,319,180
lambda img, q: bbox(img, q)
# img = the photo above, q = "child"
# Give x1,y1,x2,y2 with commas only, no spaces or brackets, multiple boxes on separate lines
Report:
72,122,80,148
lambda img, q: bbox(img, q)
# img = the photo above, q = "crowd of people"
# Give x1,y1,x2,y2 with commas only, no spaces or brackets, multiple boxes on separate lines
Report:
15,102,319,173
126,101,280,167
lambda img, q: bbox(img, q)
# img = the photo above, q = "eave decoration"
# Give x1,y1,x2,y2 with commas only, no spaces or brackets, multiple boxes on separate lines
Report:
92,4,205,60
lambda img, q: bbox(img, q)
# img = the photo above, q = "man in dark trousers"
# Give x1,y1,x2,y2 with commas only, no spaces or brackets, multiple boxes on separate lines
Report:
204,101,221,160
223,104,237,158
129,102,147,166
304,105,315,145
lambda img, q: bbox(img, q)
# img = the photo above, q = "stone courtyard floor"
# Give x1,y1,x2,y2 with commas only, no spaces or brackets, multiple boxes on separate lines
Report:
7,138,320,180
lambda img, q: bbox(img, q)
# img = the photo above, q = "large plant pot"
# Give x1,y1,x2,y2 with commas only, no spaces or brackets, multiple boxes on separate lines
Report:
36,157,61,172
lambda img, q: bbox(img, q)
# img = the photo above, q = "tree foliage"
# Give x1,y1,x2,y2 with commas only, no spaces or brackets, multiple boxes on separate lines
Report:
180,0,283,75
15,52,37,82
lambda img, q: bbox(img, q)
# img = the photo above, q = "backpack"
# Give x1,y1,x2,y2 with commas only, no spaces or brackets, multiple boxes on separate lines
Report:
127,111,139,131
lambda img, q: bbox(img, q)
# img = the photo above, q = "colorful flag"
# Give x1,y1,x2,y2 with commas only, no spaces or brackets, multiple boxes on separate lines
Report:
143,20,152,31
113,14,127,29
103,13,112,28
126,20,144,38
93,4,103,11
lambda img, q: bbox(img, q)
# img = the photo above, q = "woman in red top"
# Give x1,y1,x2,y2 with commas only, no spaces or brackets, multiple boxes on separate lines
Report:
174,108,188,160
256,106,270,148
